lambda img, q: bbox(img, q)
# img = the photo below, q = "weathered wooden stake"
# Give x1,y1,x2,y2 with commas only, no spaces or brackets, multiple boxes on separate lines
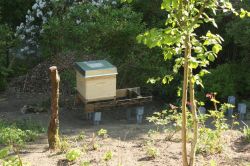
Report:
48,66,60,150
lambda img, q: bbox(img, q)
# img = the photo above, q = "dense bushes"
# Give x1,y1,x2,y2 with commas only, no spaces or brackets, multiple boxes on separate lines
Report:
41,2,173,93
0,24,16,91
41,2,145,88
41,3,145,58
0,0,35,27
199,62,250,100
0,0,249,103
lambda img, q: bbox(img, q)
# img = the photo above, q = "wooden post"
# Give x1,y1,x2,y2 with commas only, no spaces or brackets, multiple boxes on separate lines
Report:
48,66,60,150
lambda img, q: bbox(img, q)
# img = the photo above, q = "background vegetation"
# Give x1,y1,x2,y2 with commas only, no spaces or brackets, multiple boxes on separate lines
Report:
0,0,249,103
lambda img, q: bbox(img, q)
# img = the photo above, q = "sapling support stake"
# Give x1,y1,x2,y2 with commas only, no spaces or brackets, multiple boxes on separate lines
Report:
181,34,190,166
189,71,198,166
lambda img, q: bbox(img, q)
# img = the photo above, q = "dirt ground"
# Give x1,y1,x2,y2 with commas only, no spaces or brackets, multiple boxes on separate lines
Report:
0,91,250,166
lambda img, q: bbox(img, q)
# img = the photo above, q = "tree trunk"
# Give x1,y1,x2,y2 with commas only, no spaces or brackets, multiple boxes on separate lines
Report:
181,35,190,166
189,71,198,166
48,66,60,150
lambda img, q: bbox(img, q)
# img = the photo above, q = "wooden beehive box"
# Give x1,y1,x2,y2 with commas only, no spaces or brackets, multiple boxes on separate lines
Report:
75,60,117,103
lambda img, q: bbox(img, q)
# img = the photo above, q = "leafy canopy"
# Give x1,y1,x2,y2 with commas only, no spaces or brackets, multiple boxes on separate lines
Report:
123,0,250,87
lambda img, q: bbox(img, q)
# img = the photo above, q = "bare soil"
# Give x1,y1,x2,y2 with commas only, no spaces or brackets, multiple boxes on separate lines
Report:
0,91,249,166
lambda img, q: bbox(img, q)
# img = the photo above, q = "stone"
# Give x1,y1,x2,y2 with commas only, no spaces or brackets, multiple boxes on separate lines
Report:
227,96,236,117
93,112,102,125
136,106,144,124
238,103,247,120
198,107,206,114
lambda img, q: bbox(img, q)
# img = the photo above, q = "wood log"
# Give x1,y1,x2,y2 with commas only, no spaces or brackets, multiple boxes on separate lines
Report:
48,66,60,150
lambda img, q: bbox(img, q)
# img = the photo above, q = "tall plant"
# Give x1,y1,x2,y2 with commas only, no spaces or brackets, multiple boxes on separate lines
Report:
122,0,249,165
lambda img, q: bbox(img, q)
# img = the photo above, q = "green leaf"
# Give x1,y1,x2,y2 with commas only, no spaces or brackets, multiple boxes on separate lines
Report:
240,8,246,18
0,147,10,159
208,53,215,61
211,20,218,28
161,0,172,11
147,77,160,84
121,0,133,3
199,69,210,77
162,75,173,84
194,46,204,54
212,44,222,54
189,57,199,69
163,51,173,60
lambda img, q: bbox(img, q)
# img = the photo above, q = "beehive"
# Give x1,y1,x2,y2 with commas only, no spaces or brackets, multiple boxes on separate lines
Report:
75,60,117,103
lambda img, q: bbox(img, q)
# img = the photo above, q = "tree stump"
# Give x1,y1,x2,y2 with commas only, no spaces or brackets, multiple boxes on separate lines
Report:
48,66,60,150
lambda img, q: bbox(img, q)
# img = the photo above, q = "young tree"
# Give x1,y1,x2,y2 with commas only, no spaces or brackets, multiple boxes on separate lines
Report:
123,0,249,165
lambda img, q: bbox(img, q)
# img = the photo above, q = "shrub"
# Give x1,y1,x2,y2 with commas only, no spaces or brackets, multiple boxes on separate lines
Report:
60,69,76,93
0,24,15,91
97,129,108,138
197,100,233,155
41,3,145,58
0,0,35,27
242,123,250,143
147,108,192,141
103,150,113,161
0,119,44,146
76,131,85,142
200,62,250,100
41,2,173,91
66,149,81,162
146,146,158,158
59,137,71,153
0,119,43,166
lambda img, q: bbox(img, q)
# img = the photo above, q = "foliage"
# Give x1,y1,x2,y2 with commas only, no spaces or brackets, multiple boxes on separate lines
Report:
76,131,85,141
89,133,99,151
146,147,158,158
242,123,250,143
0,119,43,166
0,24,16,91
201,62,250,100
65,149,81,162
0,119,44,146
41,1,167,90
0,0,35,27
147,108,192,141
15,0,53,56
197,97,233,154
129,0,167,28
42,2,145,57
146,145,158,158
103,150,113,161
80,161,91,166
226,18,250,52
0,155,24,166
60,69,76,93
122,0,249,164
59,136,71,153
97,129,108,138
144,139,158,159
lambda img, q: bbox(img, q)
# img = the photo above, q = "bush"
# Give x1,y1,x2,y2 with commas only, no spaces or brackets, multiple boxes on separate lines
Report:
0,119,44,146
0,24,15,91
243,124,250,143
41,2,174,92
103,150,113,161
66,149,81,162
200,62,250,100
41,3,145,59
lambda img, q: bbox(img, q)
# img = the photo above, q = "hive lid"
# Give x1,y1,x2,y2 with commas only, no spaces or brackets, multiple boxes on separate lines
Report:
75,60,117,78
